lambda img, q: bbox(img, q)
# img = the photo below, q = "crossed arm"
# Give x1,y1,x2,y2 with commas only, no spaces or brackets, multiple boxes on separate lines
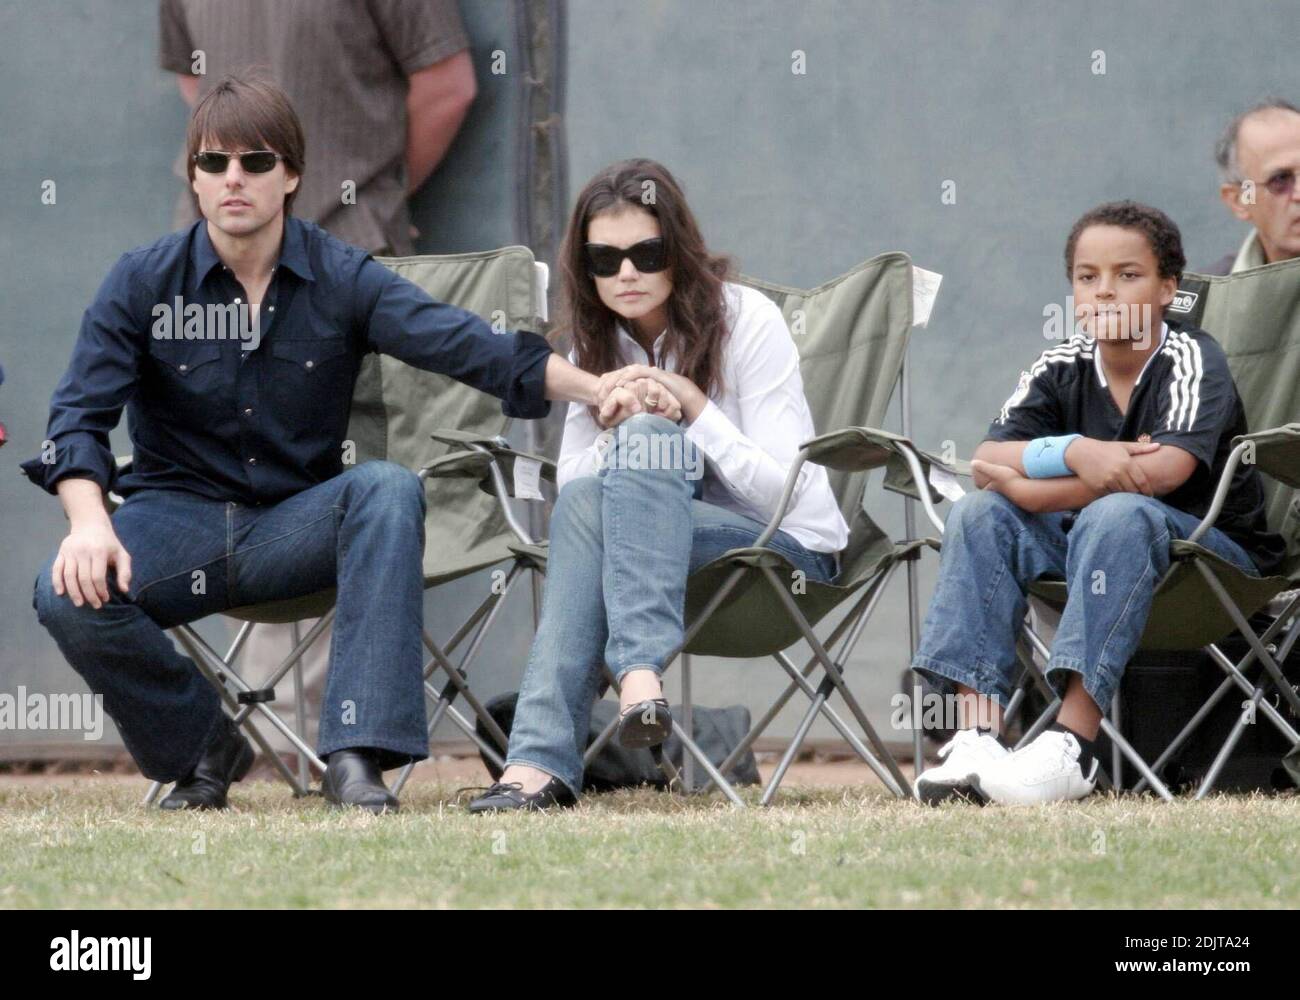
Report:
970,437,1199,514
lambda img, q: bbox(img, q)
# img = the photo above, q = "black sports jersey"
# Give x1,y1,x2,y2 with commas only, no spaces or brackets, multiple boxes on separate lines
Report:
985,323,1284,574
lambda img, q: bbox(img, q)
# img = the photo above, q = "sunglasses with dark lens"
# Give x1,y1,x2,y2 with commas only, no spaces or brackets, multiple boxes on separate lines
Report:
1263,169,1298,198
193,150,284,174
583,238,668,277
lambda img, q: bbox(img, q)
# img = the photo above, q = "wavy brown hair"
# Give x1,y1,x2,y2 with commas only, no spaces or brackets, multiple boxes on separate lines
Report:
555,159,734,400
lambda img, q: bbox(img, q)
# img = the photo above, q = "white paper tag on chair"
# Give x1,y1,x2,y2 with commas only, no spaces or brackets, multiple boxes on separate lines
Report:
513,456,545,501
912,266,943,328
929,464,966,502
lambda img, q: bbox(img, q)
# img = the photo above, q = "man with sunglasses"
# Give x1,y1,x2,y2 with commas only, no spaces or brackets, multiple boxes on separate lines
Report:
1204,99,1300,274
23,75,628,814
161,0,478,772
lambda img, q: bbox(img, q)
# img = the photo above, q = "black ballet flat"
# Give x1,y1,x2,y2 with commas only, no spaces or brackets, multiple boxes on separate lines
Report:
616,698,673,749
466,778,576,813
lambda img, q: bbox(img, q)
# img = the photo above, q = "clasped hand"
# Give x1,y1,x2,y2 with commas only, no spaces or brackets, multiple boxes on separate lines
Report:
593,364,707,429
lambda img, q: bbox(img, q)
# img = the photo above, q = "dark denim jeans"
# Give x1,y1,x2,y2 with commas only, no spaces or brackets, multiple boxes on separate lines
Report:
33,461,429,781
912,489,1260,715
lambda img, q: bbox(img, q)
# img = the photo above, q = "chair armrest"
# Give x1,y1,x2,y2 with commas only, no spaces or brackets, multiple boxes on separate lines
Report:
420,435,556,499
419,437,557,546
1233,424,1300,490
1188,424,1300,544
429,427,512,449
801,425,969,502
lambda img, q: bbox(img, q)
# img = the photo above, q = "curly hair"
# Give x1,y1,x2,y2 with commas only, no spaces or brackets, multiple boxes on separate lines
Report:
555,158,734,402
1063,200,1186,282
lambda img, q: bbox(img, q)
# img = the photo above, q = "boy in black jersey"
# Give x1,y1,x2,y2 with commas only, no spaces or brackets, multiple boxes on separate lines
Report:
912,201,1283,805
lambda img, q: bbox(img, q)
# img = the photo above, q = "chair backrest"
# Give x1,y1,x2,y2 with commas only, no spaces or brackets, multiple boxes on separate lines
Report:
350,247,914,583
1175,256,1300,576
740,252,916,579
347,246,545,581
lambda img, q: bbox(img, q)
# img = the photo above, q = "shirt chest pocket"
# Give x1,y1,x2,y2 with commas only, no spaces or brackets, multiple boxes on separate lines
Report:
149,343,225,412
269,336,350,373
267,336,355,423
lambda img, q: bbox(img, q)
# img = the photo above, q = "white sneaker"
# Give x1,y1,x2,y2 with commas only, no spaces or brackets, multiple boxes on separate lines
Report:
915,729,1008,805
970,730,1099,805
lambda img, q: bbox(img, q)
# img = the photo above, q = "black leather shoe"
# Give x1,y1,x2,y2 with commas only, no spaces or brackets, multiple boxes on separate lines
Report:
466,777,576,813
321,749,399,814
616,698,672,749
159,715,255,811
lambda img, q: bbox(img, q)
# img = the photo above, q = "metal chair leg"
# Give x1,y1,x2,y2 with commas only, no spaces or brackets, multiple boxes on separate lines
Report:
291,621,309,789
681,653,694,792
1110,693,1123,792
1195,690,1261,799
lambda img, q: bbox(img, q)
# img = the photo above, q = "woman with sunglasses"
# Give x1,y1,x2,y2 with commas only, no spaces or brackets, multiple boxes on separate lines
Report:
469,159,848,812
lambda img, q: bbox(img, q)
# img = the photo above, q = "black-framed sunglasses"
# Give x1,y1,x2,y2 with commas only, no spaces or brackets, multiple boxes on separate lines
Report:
583,237,668,278
193,149,284,174
1262,168,1298,198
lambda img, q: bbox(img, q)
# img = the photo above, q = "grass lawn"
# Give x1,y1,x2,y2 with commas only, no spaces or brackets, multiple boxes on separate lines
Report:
1,777,1298,908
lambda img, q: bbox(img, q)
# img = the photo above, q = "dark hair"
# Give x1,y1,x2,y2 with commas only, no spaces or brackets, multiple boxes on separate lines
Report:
555,158,734,401
1063,200,1186,282
1215,97,1300,182
185,73,306,215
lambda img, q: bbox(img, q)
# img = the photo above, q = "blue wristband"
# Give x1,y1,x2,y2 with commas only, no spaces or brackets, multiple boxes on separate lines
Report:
1022,434,1081,479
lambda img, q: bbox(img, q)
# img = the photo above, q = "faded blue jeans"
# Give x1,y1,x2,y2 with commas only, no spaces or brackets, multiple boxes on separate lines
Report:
506,413,839,797
32,461,429,781
912,489,1260,715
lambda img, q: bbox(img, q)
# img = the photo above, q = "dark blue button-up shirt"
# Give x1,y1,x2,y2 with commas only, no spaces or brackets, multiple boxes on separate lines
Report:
21,218,553,504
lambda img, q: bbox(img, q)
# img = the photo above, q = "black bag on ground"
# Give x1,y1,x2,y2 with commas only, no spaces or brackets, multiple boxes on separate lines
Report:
1101,628,1300,793
475,692,761,792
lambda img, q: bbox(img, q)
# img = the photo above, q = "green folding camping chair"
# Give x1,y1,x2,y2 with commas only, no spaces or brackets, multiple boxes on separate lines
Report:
580,253,938,805
1125,259,1300,796
423,253,943,806
879,257,1300,801
141,245,552,805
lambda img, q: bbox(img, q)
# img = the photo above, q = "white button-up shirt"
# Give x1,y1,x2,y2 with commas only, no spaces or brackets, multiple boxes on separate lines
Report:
557,282,849,554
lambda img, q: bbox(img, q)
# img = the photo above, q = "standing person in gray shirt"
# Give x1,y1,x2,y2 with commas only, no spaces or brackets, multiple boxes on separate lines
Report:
161,0,476,256
1203,99,1300,275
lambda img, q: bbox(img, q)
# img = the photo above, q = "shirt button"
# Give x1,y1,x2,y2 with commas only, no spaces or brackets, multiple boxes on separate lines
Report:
268,306,275,312
248,457,257,465
243,408,253,416
305,360,314,370
178,363,188,372
234,297,242,304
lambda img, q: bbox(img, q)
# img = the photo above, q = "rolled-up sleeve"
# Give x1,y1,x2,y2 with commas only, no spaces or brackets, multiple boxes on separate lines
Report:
359,259,553,419
21,255,145,496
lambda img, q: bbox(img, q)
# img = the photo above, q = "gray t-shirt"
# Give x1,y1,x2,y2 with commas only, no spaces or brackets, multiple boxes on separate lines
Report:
160,0,469,255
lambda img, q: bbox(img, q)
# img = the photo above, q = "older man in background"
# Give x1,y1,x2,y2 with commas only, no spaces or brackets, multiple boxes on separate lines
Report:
1204,99,1300,274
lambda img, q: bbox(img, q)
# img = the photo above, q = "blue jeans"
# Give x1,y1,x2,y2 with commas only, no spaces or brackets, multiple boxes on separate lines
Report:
912,489,1260,715
506,413,838,796
32,461,429,781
